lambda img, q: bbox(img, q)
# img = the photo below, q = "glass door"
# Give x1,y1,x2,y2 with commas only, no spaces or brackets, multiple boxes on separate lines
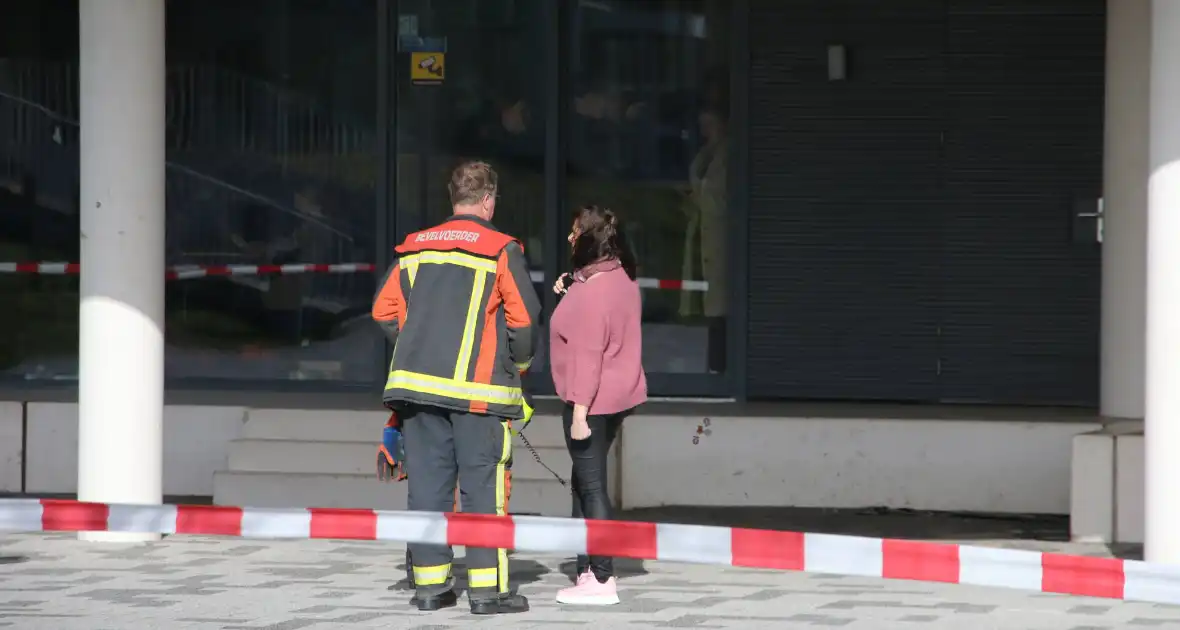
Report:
393,0,553,384
564,0,733,395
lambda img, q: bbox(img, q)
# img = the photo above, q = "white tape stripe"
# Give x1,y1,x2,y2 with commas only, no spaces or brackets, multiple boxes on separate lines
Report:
804,532,883,577
38,263,69,274
1124,560,1180,604
0,263,15,273
376,511,448,546
513,516,587,556
241,508,312,539
0,499,43,532
656,523,732,565
172,270,208,279
108,504,178,535
958,545,1043,592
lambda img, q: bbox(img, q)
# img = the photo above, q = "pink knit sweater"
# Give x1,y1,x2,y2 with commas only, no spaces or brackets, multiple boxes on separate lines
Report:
549,265,647,415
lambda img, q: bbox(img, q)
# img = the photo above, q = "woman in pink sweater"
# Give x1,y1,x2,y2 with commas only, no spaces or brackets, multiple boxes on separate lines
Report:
549,204,647,606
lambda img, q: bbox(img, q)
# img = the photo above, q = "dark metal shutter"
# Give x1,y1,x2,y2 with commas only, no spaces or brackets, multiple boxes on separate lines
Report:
938,0,1104,405
746,0,945,400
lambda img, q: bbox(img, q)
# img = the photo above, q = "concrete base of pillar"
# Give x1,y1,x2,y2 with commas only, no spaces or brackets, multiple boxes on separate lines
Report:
78,531,162,544
1069,420,1144,544
1071,430,1116,543
1117,432,1146,544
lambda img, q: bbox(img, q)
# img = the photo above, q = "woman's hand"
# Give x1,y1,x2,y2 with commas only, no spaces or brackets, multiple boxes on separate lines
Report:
570,418,592,441
553,273,571,295
570,404,592,440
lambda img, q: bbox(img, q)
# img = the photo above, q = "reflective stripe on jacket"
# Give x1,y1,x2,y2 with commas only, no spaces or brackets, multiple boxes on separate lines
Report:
371,215,542,419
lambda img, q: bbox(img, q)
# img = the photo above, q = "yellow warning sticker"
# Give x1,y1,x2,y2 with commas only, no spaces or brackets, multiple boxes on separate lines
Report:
411,52,445,84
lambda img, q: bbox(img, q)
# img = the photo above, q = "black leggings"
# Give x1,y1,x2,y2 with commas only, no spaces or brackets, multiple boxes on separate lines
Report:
563,404,626,583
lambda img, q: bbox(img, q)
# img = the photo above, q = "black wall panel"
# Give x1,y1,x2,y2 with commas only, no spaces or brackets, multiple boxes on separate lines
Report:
746,0,1104,405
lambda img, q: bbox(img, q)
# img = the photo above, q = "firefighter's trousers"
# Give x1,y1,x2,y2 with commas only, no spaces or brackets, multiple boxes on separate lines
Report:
401,403,513,601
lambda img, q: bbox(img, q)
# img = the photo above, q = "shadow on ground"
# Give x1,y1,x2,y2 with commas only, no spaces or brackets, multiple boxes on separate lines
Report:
387,555,649,595
619,506,1143,561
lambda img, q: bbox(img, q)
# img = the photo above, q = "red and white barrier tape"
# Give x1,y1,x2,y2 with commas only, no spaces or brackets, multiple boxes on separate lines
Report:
166,263,375,280
0,262,376,280
0,262,710,291
0,498,1173,605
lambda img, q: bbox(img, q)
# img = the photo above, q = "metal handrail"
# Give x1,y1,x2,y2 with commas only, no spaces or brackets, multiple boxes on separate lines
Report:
0,89,352,242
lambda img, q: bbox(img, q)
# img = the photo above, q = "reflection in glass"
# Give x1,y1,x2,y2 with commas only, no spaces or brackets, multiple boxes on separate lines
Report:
0,0,81,381
395,0,549,369
569,0,729,374
162,0,380,383
397,0,546,253
684,104,728,373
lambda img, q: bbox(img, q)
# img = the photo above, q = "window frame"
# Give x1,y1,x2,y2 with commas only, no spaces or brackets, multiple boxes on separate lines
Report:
533,0,744,400
2,0,748,403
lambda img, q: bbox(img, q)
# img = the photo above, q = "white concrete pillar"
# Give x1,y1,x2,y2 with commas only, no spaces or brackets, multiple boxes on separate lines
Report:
77,0,166,542
1101,0,1150,421
1146,0,1180,564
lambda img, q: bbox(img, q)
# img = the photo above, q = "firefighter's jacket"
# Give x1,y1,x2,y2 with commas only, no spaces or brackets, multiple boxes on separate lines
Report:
372,215,542,419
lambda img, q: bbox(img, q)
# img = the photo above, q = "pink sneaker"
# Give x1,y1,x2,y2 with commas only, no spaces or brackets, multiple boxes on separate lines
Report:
556,572,620,606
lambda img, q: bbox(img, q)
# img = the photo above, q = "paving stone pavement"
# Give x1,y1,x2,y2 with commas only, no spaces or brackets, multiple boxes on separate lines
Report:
0,533,1179,629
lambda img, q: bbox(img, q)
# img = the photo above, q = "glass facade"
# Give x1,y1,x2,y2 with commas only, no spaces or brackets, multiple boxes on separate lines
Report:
569,0,730,375
0,0,738,396
0,0,80,383
394,0,551,374
164,0,381,384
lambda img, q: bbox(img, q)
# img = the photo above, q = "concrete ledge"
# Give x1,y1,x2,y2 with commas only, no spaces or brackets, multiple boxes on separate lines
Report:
0,403,22,493
25,403,246,496
13,402,1102,518
624,415,1101,513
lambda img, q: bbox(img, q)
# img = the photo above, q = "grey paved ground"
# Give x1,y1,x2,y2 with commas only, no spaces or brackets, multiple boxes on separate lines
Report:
0,533,1178,629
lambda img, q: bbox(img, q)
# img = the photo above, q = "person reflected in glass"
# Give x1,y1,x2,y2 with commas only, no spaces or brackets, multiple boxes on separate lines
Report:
458,90,542,167
571,83,648,177
550,205,648,606
228,186,337,363
680,105,728,373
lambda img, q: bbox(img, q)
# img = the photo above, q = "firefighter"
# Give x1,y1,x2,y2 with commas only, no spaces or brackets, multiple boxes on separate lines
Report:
371,160,541,615
376,410,519,588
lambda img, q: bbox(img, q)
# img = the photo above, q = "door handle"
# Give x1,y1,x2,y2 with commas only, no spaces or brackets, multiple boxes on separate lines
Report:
1073,197,1104,244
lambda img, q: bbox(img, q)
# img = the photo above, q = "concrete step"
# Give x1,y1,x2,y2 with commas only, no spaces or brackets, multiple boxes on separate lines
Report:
213,470,574,516
227,438,578,482
240,408,571,448
239,409,385,443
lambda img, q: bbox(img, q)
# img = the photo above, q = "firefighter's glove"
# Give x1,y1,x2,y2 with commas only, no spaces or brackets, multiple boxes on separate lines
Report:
515,391,535,435
377,413,407,482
